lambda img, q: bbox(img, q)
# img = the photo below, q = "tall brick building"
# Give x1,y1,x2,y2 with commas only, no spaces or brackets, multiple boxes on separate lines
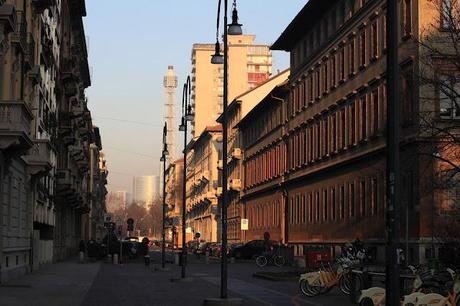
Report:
235,0,459,264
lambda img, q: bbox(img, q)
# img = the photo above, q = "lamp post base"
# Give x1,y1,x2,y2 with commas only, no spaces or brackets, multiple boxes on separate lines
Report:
203,298,243,306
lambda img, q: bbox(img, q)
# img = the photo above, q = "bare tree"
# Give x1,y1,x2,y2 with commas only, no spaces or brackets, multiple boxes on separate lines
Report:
415,0,460,258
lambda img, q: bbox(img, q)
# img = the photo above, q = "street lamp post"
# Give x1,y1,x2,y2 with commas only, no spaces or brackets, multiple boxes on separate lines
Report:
179,76,193,279
386,0,401,305
207,0,242,303
160,122,169,269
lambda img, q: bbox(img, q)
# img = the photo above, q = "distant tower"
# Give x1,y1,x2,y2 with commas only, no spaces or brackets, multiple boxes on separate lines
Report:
163,65,177,163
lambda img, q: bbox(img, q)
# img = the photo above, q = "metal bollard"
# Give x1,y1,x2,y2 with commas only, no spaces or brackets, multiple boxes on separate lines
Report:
113,253,119,265
79,251,84,263
175,253,180,265
205,250,210,264
230,257,235,264
107,254,112,264
144,255,150,267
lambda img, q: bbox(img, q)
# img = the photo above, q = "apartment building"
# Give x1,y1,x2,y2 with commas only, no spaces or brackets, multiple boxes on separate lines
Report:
251,0,458,263
216,70,289,242
186,125,222,243
165,158,183,247
0,0,107,282
191,35,272,137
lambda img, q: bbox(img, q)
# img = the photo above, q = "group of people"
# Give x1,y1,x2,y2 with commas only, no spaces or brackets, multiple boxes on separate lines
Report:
78,235,151,260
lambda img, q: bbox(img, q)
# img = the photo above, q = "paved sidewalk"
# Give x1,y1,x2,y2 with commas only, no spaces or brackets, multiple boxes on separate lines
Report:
0,259,101,306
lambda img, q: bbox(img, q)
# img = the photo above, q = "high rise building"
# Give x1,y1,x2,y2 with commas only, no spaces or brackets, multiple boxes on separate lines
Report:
190,35,272,138
133,176,160,207
163,66,177,163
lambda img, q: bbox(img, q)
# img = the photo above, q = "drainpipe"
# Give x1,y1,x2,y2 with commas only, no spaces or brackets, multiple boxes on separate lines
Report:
270,93,288,245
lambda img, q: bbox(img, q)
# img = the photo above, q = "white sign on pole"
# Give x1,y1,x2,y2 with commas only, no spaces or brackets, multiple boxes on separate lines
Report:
186,227,193,233
241,219,249,231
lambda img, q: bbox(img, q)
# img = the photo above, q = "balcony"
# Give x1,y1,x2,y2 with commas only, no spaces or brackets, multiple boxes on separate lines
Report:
231,148,242,160
23,139,52,176
201,170,210,183
56,169,75,197
10,11,27,53
0,4,15,35
24,33,35,69
0,100,33,154
229,179,242,192
31,0,56,13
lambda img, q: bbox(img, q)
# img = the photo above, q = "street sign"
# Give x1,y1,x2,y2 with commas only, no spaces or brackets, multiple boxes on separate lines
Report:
186,227,192,233
241,219,249,231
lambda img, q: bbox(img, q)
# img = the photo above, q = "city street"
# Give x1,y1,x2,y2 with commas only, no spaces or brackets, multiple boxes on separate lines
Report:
0,252,353,306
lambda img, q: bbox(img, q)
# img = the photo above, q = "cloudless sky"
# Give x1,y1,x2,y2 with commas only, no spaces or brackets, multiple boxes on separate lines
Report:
83,0,306,193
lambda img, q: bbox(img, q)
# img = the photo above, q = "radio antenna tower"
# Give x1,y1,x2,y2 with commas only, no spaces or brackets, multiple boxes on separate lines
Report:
163,65,177,164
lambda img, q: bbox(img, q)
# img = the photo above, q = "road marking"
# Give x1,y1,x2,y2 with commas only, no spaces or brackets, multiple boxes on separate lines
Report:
201,277,320,306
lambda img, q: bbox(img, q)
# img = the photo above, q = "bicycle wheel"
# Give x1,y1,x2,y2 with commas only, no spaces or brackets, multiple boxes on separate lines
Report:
256,256,268,267
339,272,353,295
274,256,285,267
359,297,375,306
299,279,321,297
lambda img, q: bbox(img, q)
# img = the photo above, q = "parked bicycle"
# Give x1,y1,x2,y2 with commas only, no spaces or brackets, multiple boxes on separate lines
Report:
255,247,285,267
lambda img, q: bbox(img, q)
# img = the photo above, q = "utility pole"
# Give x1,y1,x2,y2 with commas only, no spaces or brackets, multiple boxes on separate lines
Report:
386,0,401,305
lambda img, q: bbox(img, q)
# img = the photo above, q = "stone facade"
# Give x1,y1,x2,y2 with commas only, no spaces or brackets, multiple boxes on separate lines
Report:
0,0,107,282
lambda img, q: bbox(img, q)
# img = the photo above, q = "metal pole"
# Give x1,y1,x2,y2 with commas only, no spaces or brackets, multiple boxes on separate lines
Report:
162,156,166,269
385,0,401,304
221,0,229,299
182,116,187,278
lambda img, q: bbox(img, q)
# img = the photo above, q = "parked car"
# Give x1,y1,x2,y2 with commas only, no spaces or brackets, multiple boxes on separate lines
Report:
228,242,243,257
122,237,141,258
209,243,221,257
197,241,212,254
231,240,279,259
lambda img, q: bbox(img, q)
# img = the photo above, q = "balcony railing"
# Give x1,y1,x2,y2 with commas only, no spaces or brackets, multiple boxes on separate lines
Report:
23,139,52,176
0,100,33,152
0,4,16,35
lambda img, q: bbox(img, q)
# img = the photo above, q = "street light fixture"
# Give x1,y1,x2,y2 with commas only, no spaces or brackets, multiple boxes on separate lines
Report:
227,1,242,36
161,122,168,270
207,0,242,302
211,41,224,65
178,76,192,280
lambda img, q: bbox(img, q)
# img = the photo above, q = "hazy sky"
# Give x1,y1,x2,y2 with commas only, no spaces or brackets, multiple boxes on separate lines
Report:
83,0,306,193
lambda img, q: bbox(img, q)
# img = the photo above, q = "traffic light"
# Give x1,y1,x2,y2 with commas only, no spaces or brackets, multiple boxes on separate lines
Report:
127,218,134,232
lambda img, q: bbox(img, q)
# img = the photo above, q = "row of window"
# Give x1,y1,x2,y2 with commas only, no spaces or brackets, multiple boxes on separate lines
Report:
288,82,385,170
244,143,285,188
293,0,415,70
243,102,282,148
288,176,382,226
291,11,388,116
247,200,281,230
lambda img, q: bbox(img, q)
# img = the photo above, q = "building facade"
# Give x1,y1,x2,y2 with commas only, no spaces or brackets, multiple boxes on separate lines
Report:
0,0,107,282
238,83,290,244
234,0,458,263
186,125,222,243
165,158,183,247
191,35,272,137
217,70,290,243
106,190,131,212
